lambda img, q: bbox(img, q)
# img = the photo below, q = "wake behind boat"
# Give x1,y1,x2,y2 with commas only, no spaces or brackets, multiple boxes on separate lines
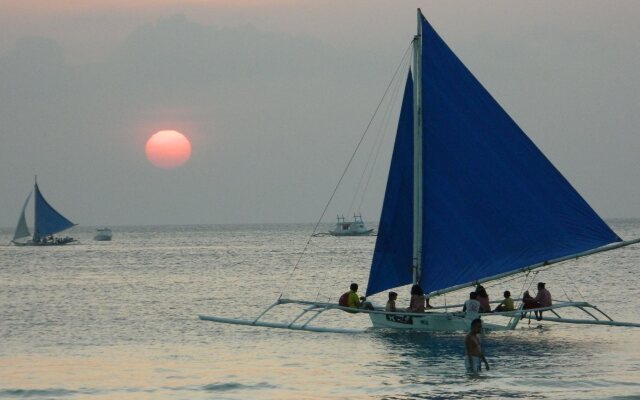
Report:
200,9,640,332
11,177,77,246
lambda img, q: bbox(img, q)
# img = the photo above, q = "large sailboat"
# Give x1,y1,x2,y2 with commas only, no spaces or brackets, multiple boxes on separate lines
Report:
12,178,77,246
200,10,640,332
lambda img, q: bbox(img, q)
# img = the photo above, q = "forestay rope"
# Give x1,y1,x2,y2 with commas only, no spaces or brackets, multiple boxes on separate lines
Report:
277,42,414,300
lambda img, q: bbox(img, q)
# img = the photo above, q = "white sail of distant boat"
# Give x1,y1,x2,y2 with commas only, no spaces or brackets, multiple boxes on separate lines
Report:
13,192,32,242
11,177,77,246
199,9,640,332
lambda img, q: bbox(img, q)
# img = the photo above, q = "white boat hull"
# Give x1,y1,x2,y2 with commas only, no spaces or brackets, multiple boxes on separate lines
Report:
369,312,511,332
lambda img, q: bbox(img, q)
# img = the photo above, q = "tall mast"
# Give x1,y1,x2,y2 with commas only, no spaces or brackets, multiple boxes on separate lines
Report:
412,9,423,284
33,175,38,240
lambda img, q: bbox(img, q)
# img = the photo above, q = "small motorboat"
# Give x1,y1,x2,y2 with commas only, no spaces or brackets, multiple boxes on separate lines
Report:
93,227,112,241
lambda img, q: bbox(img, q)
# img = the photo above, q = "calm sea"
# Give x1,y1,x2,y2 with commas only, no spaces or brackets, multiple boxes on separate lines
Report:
1,221,639,399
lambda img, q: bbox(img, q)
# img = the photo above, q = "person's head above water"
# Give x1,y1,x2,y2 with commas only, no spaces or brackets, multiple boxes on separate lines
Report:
410,284,424,296
503,290,511,298
350,283,358,292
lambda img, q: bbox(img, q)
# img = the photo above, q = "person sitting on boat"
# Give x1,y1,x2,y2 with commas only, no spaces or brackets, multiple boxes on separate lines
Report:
475,285,491,313
533,282,552,321
494,290,515,312
462,292,481,320
520,290,539,319
465,318,490,373
339,283,373,311
338,283,361,309
385,291,398,312
407,284,428,312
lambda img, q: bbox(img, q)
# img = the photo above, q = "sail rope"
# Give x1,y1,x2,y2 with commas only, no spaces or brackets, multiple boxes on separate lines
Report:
347,51,411,216
555,260,587,302
356,59,408,215
277,42,414,300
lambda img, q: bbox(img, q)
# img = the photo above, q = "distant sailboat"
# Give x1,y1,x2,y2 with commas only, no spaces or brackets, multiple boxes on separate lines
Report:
199,9,640,332
12,178,77,246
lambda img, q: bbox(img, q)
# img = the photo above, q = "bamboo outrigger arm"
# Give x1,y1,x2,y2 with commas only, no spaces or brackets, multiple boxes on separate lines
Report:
199,297,640,333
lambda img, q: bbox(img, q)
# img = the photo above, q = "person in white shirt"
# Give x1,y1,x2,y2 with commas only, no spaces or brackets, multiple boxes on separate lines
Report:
463,291,481,320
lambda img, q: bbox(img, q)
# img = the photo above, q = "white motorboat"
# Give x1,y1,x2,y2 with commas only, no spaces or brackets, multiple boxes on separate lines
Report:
94,227,112,241
329,215,373,236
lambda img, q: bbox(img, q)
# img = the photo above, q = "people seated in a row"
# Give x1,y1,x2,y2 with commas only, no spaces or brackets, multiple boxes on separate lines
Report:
383,284,434,313
340,283,433,312
340,282,552,318
463,282,552,318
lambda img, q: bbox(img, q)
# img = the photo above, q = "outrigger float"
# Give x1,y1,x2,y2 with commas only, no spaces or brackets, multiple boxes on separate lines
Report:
200,9,640,333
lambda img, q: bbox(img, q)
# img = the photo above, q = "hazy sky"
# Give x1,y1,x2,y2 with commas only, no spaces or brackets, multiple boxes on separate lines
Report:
1,0,639,228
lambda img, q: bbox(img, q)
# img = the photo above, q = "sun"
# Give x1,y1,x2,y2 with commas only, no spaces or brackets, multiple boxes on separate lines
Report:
145,130,192,169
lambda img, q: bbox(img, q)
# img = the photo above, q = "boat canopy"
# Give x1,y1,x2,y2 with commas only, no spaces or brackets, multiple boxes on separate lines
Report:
366,13,621,297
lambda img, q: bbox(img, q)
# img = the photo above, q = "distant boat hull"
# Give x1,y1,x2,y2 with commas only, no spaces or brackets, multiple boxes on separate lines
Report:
12,237,76,246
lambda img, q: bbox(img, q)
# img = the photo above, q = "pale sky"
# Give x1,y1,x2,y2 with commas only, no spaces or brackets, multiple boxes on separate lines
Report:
1,0,639,228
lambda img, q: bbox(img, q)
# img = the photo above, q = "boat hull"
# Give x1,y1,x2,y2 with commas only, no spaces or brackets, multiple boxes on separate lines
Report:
12,238,76,246
369,312,510,332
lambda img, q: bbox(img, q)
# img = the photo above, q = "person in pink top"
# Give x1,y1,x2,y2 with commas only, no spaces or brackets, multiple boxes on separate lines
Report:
534,282,552,321
475,285,491,313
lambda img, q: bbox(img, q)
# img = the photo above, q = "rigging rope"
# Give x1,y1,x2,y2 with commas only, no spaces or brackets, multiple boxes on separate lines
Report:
277,42,414,300
348,51,411,216
356,59,408,214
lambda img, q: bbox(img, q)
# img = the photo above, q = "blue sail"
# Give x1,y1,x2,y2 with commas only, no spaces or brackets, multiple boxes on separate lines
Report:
366,73,414,297
366,13,621,297
34,183,75,239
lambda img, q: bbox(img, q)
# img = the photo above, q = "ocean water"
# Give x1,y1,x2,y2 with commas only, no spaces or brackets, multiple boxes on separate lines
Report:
1,221,639,399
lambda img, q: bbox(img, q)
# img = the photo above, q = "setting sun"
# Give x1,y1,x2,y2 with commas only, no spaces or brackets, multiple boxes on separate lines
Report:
145,130,192,169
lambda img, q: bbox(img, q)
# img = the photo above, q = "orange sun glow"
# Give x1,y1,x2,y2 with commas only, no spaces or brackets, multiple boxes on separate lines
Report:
145,130,192,169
